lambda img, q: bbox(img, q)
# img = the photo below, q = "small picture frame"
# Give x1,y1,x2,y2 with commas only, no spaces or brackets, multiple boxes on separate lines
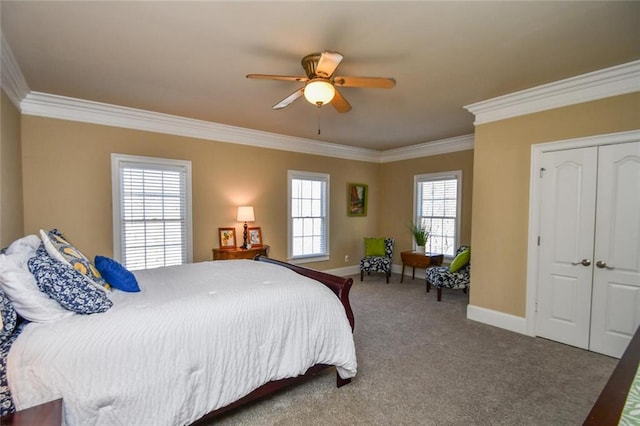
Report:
218,228,237,249
347,183,368,217
248,227,263,246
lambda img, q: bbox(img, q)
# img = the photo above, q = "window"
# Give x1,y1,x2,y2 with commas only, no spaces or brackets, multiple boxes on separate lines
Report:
111,154,193,270
414,171,461,257
288,170,329,263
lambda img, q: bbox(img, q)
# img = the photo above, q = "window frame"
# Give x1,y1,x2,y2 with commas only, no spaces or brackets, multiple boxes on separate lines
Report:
111,153,193,269
287,170,330,264
413,170,462,258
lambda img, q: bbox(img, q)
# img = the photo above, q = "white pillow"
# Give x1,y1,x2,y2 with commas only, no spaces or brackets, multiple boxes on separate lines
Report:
6,235,41,256
0,252,73,323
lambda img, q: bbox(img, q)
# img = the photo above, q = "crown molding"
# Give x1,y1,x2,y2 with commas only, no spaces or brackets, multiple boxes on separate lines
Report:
20,91,471,162
380,134,474,163
0,33,30,109
464,60,640,125
21,92,385,162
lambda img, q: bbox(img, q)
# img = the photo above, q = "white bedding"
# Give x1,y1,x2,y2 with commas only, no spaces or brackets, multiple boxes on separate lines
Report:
7,260,357,425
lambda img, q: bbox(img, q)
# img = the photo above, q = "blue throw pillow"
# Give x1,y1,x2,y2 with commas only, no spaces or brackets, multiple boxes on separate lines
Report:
28,246,112,314
94,256,140,293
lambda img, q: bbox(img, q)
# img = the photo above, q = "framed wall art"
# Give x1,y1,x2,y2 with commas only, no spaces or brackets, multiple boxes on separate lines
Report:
218,227,237,249
348,183,368,217
248,227,263,246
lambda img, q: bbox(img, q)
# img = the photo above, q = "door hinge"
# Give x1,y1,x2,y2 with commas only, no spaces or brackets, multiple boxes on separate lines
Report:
539,167,546,178
537,236,540,246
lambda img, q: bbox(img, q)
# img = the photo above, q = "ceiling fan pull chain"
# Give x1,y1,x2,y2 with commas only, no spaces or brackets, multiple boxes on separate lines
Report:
317,103,322,135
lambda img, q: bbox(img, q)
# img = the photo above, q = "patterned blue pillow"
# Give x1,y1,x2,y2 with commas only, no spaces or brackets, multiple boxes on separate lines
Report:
0,289,17,345
0,322,26,416
94,256,140,293
40,229,111,292
28,246,112,314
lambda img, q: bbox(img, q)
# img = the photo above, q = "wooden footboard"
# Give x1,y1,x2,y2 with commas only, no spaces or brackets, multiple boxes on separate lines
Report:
254,255,355,330
192,256,355,424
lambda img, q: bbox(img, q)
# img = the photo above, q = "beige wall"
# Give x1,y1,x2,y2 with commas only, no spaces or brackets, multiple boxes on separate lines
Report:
0,91,24,246
471,92,640,317
20,116,383,269
380,150,474,263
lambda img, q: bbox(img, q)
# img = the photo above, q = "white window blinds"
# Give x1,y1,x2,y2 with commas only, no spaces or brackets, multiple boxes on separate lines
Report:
288,171,329,261
415,171,461,257
112,154,192,270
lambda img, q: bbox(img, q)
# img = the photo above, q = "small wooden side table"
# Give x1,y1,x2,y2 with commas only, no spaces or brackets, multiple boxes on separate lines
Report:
0,398,62,426
400,251,444,283
212,245,269,260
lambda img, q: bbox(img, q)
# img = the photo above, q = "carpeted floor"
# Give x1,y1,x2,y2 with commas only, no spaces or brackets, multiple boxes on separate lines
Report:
209,272,617,425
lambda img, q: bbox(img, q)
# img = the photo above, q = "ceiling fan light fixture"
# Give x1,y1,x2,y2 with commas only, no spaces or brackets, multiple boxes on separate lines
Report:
304,79,335,106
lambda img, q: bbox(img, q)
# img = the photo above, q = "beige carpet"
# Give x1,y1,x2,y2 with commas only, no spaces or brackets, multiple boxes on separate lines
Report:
207,272,617,425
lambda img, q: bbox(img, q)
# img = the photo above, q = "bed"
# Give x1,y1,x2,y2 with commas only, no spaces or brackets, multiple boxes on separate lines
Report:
0,233,357,425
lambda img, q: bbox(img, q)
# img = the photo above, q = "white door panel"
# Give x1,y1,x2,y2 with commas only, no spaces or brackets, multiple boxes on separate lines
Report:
590,141,640,357
536,148,597,348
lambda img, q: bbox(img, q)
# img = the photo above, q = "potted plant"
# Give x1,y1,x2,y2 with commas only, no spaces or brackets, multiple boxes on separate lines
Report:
408,223,429,253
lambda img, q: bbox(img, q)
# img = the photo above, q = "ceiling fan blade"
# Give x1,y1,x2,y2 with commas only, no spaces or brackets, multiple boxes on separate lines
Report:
333,76,396,89
247,74,308,83
331,89,352,113
272,88,304,110
315,51,343,78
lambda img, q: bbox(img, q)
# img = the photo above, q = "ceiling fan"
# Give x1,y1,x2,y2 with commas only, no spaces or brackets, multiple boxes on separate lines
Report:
246,50,396,113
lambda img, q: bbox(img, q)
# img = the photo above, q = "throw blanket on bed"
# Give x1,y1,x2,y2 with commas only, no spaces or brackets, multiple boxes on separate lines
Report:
8,260,357,425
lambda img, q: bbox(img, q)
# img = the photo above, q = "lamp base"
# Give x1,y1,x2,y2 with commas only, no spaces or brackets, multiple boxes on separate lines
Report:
241,222,248,249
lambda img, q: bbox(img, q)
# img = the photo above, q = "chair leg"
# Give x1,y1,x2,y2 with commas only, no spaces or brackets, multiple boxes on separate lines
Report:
386,271,390,284
426,280,431,293
360,270,364,281
437,287,442,301
463,288,467,294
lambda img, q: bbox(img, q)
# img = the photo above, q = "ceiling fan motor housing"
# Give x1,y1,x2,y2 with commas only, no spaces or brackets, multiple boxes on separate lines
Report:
301,53,323,78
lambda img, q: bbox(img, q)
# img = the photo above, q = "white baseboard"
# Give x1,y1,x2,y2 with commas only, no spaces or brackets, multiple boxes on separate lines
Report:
325,265,361,277
466,304,528,335
325,263,423,280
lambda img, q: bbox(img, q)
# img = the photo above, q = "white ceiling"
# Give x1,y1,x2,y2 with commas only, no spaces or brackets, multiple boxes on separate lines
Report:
2,1,639,151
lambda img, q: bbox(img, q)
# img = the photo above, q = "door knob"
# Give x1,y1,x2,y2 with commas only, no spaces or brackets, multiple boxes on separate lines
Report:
596,260,614,270
571,259,591,266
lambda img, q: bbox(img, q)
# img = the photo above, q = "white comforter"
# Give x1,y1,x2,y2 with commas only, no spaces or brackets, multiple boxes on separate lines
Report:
8,260,357,425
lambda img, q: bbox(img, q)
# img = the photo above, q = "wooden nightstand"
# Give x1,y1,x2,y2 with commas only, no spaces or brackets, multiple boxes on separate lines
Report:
1,398,62,426
400,251,443,283
212,245,269,260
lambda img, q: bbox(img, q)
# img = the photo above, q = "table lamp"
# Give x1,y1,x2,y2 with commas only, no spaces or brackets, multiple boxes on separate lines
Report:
237,206,255,249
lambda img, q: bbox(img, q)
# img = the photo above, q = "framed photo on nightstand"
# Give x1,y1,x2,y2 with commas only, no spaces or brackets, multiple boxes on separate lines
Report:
248,227,262,246
218,227,236,249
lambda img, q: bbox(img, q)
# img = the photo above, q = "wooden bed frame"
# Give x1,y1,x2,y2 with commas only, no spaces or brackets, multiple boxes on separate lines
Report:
192,255,355,424
584,325,640,425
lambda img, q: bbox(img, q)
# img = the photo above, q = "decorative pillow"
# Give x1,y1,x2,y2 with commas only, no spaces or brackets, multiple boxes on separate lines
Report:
28,247,112,314
0,289,17,345
449,247,471,272
365,238,386,257
40,229,111,292
0,253,73,323
95,256,140,293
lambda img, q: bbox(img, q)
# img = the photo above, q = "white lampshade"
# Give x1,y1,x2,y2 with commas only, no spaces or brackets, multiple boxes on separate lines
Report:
236,206,255,222
304,79,335,106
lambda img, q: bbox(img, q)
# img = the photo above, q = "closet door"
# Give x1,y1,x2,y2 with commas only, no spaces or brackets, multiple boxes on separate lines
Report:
589,141,640,358
535,147,598,349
